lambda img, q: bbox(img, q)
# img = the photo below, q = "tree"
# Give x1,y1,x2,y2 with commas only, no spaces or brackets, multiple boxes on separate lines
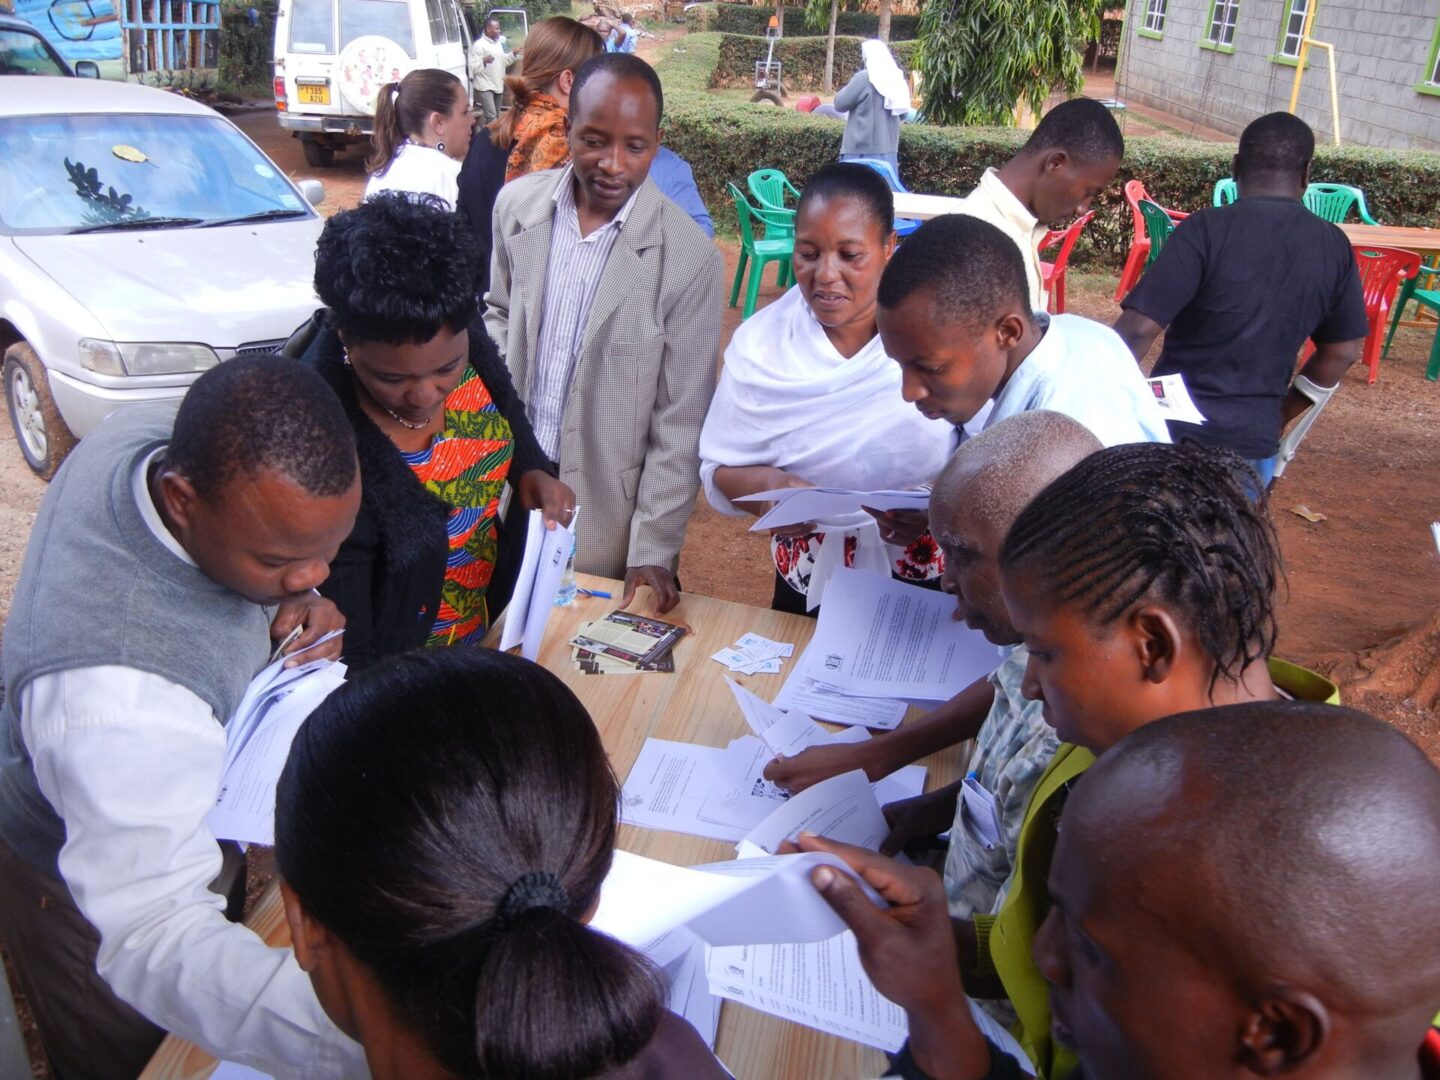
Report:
804,0,842,95
918,0,1106,127
876,0,892,42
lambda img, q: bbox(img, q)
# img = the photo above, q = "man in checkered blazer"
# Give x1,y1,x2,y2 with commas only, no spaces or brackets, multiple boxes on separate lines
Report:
486,53,724,614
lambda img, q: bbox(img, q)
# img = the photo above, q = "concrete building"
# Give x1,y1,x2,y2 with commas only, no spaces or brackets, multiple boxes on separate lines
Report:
1117,0,1440,150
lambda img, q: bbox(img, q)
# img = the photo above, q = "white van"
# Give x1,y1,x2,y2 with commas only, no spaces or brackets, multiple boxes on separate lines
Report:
272,0,474,166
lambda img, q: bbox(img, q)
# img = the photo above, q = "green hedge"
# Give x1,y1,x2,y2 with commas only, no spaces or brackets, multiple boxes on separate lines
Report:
660,35,1440,269
710,33,917,92
218,0,276,90
685,3,920,40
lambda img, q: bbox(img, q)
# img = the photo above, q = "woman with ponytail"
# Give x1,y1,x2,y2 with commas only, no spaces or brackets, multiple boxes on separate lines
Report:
365,68,473,210
488,16,603,181
275,647,726,1079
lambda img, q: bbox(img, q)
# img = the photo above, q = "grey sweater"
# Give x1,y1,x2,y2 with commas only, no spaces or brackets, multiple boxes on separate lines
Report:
835,70,901,157
0,405,271,875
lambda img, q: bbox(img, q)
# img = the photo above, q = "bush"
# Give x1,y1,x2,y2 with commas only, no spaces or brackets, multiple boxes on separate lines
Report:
660,34,1440,269
710,33,916,92
219,0,276,90
686,3,919,40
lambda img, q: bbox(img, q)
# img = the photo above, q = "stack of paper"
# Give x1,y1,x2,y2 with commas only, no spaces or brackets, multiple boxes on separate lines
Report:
711,631,794,676
569,610,686,675
498,509,577,662
207,636,346,847
1147,373,1206,426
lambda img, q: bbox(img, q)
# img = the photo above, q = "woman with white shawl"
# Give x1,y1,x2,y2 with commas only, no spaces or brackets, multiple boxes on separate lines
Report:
834,39,911,170
698,164,957,614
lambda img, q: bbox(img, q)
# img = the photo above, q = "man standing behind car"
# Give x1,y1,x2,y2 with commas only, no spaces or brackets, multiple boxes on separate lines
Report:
0,356,366,1078
469,17,517,123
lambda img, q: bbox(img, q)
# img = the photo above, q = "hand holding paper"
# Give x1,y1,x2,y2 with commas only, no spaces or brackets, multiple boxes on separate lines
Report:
498,509,576,661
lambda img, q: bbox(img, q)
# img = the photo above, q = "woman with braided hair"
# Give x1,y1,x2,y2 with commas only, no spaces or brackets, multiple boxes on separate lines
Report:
273,647,725,1079
791,442,1341,1080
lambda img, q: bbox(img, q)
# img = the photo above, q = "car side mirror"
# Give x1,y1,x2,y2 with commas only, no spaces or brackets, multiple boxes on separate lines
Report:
298,179,325,206
74,60,101,78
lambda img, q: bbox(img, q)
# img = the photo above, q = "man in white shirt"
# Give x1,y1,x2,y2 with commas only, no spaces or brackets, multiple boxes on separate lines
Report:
0,356,366,1078
468,17,515,122
955,97,1124,311
876,212,1169,449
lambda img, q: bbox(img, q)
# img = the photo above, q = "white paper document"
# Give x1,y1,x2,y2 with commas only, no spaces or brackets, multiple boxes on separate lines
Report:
803,569,996,702
774,647,909,730
209,1065,275,1080
739,487,930,532
498,508,576,661
207,640,346,846
740,770,889,855
591,849,885,949
695,736,795,835
960,776,1003,851
619,739,738,842
706,933,908,1052
1147,373,1207,426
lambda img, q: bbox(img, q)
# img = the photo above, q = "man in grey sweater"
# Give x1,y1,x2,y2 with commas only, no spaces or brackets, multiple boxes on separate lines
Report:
0,356,365,1078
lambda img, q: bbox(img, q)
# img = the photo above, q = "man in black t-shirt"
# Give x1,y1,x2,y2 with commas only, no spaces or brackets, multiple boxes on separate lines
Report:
1113,113,1368,486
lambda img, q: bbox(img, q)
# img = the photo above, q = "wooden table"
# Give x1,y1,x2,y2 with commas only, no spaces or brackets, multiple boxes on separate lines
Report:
892,190,967,222
142,575,964,1080
1338,222,1440,252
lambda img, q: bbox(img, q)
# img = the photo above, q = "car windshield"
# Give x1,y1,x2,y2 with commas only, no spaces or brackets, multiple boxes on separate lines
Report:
0,112,310,235
0,28,67,75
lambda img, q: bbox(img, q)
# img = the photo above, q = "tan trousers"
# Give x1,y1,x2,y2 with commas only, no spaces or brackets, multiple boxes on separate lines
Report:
0,839,245,1080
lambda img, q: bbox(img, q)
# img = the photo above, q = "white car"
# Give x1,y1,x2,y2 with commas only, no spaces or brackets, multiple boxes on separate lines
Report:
0,76,326,478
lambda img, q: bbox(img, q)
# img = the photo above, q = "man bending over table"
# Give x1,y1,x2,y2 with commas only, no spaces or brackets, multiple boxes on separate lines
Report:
0,356,365,1078
1113,112,1368,487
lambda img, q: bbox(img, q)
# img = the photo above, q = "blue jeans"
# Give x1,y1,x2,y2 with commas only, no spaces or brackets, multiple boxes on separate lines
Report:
1246,455,1276,500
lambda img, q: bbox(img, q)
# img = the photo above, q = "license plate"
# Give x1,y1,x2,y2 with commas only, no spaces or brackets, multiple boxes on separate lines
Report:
297,84,330,104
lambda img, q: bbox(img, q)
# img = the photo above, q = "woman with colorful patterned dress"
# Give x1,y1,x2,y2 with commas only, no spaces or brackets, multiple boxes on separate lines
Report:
698,164,957,614
303,193,573,671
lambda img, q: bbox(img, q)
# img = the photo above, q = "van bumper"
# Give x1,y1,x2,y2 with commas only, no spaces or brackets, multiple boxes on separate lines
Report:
278,113,374,137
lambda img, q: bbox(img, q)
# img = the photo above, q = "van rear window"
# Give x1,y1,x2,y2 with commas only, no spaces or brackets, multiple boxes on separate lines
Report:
341,0,416,55
288,0,335,53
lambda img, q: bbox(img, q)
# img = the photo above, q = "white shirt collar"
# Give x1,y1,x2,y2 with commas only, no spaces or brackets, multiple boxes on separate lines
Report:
978,167,1040,234
133,447,198,567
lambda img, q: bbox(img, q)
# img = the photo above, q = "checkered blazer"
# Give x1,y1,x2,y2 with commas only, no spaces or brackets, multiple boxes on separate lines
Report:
485,168,725,578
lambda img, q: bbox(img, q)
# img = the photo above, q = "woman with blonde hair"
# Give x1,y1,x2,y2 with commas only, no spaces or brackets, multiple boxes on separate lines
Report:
488,16,603,180
365,68,473,209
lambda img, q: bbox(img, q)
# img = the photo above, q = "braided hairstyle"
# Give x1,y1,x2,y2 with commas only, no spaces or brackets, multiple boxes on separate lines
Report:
999,442,1279,689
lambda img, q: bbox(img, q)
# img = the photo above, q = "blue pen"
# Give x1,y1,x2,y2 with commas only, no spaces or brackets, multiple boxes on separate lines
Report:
577,587,613,599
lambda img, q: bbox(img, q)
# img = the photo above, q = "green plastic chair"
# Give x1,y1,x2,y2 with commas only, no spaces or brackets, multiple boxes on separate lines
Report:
1303,182,1382,225
727,182,795,319
1382,259,1440,383
747,168,802,237
1137,199,1177,268
1213,177,1237,206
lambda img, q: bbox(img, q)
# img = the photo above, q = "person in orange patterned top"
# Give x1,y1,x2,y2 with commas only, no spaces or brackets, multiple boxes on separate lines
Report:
301,193,574,670
487,16,603,182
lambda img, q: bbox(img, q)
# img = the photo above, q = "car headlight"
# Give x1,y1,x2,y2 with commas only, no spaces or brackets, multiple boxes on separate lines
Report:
79,339,221,376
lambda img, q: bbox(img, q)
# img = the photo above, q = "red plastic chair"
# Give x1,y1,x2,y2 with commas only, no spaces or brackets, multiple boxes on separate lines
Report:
1114,179,1189,301
1039,210,1094,314
1299,245,1421,383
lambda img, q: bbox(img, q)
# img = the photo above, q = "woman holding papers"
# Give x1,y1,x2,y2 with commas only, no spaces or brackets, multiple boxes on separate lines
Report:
299,194,574,670
275,647,727,1078
698,163,956,613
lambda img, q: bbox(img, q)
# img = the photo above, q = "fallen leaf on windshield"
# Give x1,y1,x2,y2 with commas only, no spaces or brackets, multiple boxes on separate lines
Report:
112,144,149,164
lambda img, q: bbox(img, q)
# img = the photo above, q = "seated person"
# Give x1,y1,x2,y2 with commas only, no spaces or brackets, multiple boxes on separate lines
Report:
800,699,1440,1080
809,441,1338,1079
955,98,1124,310
866,212,1167,548
1113,112,1368,485
0,356,364,1078
275,646,728,1079
301,193,572,670
699,163,956,613
767,410,1101,935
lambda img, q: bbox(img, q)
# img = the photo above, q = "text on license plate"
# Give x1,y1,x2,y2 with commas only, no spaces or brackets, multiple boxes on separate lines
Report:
297,84,330,104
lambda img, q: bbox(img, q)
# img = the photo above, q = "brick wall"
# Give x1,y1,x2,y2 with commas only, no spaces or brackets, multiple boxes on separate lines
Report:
1117,0,1440,151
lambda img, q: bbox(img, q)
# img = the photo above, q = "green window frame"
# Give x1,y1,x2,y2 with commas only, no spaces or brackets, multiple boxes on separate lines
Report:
1272,0,1314,65
1201,0,1239,52
1139,0,1167,40
1420,16,1440,96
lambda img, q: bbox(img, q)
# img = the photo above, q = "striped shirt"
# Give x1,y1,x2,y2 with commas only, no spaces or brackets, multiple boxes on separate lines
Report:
529,165,639,459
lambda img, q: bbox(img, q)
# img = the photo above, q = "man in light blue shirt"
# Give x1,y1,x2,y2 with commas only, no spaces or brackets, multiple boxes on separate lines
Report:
607,13,638,53
649,146,713,238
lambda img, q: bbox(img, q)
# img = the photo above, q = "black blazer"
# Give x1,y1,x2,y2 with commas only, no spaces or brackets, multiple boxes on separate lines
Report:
301,317,550,672
456,131,511,297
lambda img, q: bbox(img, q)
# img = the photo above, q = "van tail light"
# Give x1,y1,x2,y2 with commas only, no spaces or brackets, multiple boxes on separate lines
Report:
274,75,287,111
